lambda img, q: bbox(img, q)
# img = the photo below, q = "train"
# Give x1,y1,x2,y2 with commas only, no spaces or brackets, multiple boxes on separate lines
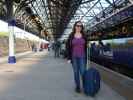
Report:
87,5,133,78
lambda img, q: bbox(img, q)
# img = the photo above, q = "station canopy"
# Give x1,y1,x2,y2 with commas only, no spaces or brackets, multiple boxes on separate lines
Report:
0,0,132,40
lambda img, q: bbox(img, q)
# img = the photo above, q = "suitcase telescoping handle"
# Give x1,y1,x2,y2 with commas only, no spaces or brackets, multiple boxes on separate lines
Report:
86,42,90,70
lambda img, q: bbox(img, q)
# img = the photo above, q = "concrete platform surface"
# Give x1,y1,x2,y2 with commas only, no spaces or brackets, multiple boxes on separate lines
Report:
0,51,126,100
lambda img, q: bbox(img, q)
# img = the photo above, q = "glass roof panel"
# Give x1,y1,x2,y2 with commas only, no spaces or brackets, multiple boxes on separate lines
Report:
62,0,118,39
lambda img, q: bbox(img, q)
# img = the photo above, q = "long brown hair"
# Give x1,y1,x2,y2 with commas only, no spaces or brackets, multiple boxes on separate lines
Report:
71,21,85,36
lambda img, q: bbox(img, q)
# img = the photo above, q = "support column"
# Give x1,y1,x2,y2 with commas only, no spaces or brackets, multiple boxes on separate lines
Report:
8,20,16,63
5,0,16,63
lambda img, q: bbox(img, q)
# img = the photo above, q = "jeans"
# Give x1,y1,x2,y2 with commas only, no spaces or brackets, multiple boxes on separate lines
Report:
72,57,86,89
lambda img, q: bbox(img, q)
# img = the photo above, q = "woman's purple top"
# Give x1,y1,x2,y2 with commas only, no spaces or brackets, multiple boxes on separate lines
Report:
72,37,85,57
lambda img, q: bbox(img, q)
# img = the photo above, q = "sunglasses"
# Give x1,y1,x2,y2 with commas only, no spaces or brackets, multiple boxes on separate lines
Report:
76,25,82,27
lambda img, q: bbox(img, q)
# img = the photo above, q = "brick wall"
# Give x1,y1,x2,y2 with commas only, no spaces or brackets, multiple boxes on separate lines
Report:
0,37,32,57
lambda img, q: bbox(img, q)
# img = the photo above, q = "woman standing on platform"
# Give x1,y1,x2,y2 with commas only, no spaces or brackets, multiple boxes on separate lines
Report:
66,21,87,93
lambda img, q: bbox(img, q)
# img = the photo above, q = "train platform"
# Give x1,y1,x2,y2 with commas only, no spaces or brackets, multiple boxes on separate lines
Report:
0,51,127,100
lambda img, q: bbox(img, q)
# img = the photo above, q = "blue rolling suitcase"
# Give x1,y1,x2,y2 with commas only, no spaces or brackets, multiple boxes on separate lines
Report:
83,68,101,96
83,43,101,97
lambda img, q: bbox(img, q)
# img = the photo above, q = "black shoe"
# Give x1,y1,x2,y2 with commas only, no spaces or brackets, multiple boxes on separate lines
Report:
75,87,81,93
